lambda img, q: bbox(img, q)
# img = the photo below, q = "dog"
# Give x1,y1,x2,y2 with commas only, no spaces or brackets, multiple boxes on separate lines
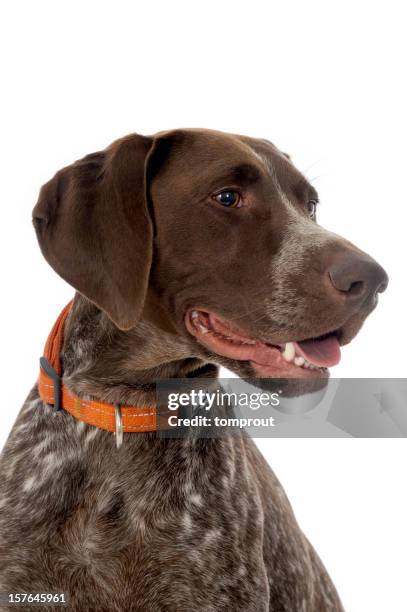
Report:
0,129,388,611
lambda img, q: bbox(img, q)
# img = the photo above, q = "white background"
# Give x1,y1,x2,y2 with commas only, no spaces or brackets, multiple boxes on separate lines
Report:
0,2,406,611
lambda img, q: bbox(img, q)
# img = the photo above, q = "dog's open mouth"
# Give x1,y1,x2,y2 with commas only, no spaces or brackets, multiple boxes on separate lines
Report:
185,309,341,378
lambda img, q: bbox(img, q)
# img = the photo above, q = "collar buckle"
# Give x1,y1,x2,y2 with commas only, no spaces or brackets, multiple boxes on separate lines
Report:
40,356,62,412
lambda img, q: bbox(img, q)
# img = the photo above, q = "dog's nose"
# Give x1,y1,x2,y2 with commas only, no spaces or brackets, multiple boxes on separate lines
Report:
328,254,388,303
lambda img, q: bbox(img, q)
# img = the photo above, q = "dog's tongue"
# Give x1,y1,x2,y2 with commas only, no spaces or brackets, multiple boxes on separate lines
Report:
294,335,341,367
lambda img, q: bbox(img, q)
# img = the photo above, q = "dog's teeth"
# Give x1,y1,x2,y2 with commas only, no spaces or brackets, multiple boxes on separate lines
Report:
281,341,326,372
191,311,199,319
282,342,295,362
198,324,208,334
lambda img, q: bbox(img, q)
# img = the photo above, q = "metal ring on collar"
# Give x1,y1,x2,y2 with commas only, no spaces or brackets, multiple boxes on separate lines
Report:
114,403,123,449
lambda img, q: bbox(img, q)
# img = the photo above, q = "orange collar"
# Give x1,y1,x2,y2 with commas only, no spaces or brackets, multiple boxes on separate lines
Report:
38,301,159,441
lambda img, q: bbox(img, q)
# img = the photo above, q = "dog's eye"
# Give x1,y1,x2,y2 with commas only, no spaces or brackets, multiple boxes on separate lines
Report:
214,190,240,207
306,199,318,219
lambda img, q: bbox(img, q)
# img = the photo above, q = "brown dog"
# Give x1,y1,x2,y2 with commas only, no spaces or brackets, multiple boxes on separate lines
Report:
0,129,387,611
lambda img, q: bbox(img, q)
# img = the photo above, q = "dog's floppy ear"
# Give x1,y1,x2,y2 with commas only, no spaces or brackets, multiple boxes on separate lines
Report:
33,134,155,330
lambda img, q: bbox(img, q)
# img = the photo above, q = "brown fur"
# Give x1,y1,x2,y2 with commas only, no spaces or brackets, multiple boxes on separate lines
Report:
0,129,388,610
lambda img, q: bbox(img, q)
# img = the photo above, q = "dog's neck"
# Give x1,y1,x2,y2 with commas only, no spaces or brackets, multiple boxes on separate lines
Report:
60,294,217,406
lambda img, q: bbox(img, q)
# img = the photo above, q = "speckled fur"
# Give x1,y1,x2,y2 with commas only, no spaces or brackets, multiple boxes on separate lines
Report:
0,298,344,611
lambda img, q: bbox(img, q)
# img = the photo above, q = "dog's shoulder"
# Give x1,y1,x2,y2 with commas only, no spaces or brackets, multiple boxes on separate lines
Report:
0,395,271,609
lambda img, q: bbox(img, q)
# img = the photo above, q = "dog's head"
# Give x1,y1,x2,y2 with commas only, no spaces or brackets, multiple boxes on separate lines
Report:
33,129,388,380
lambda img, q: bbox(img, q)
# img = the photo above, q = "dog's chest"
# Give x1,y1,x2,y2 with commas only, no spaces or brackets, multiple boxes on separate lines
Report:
0,393,343,611
0,394,271,611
